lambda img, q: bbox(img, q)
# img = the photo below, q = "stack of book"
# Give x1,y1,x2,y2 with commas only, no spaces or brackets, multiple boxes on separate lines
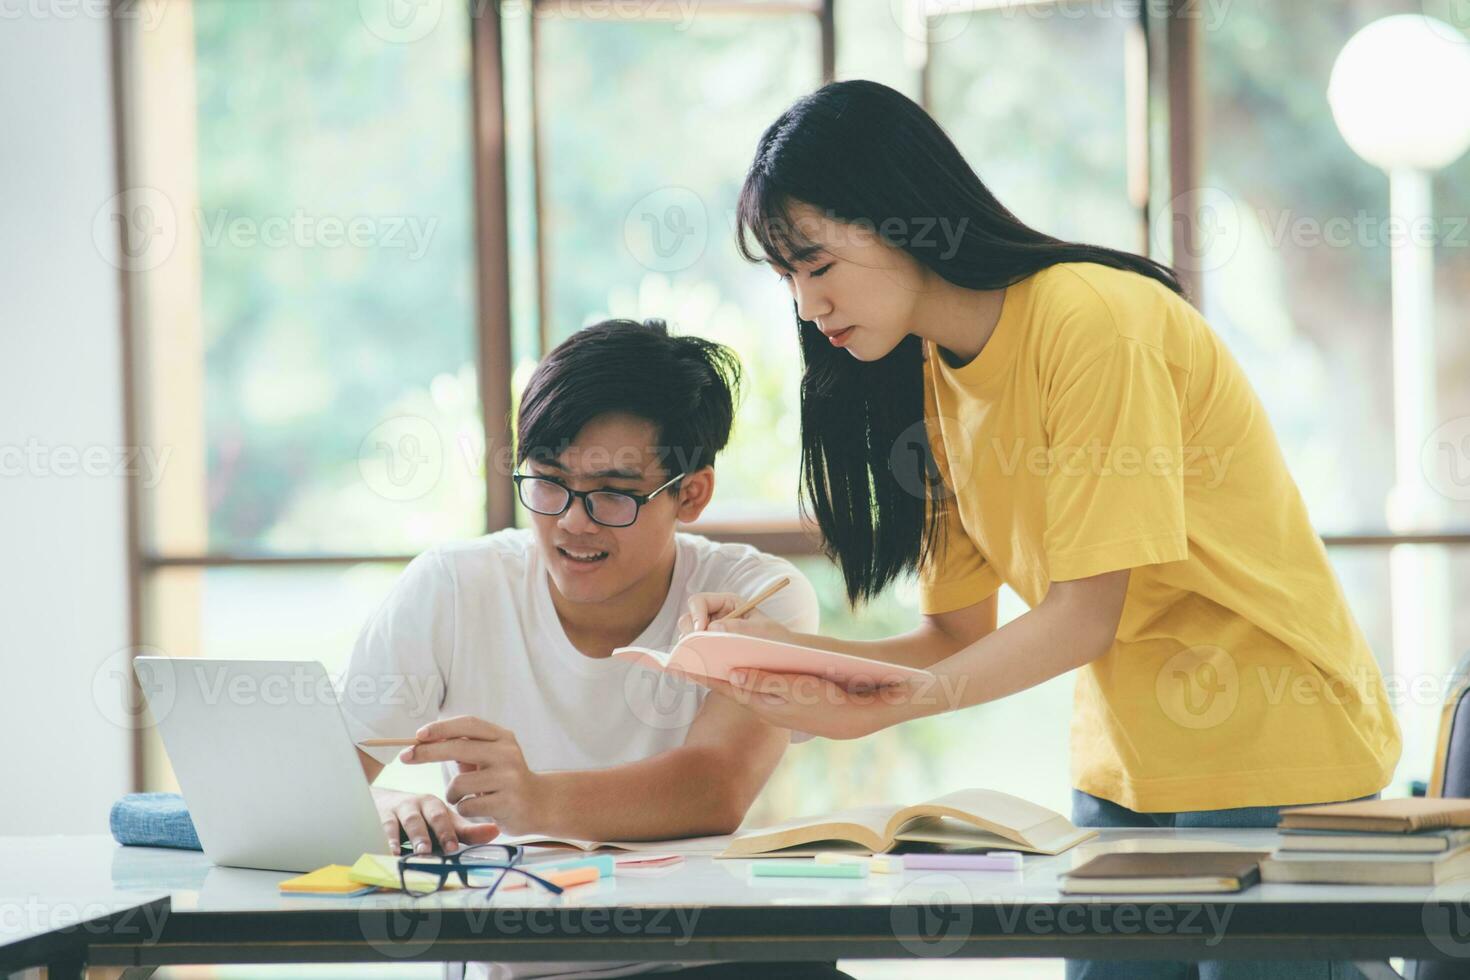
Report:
1260,798,1470,886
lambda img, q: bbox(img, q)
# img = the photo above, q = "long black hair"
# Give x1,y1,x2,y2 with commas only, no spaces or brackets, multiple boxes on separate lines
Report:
737,80,1184,605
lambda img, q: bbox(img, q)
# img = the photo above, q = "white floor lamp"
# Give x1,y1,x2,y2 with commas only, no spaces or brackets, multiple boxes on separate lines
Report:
1328,14,1470,788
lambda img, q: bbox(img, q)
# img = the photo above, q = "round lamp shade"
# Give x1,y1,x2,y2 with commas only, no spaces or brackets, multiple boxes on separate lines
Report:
1328,14,1470,172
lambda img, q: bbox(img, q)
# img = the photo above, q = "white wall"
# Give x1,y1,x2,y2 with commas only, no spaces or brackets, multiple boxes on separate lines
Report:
0,8,133,833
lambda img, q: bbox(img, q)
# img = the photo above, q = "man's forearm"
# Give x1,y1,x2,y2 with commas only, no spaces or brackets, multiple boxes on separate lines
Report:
533,745,748,842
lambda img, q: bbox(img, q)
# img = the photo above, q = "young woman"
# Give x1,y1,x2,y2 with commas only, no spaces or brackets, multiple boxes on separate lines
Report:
680,80,1398,976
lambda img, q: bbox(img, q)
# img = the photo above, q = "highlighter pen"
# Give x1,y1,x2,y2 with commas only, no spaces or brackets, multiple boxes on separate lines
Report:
750,860,869,879
902,852,1023,872
814,852,902,874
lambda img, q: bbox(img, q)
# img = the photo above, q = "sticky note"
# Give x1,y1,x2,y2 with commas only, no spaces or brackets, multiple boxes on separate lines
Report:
350,853,452,894
280,864,377,895
500,863,601,891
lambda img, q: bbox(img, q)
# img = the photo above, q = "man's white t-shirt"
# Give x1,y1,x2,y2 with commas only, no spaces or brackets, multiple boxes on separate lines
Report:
341,528,820,980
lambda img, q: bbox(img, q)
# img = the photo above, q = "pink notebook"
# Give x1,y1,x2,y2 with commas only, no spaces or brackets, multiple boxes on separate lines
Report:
612,631,933,690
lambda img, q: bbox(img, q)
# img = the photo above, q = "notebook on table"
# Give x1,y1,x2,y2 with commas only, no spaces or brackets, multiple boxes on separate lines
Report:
1259,846,1470,886
1277,827,1470,854
1277,798,1470,833
1061,852,1268,895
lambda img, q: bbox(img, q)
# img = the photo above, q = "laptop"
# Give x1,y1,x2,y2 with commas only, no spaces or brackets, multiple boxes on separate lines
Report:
133,657,392,873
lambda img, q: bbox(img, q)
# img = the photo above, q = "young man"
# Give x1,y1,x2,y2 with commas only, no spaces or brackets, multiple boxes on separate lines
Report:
341,319,841,980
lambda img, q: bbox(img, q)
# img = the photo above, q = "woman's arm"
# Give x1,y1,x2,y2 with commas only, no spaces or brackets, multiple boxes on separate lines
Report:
680,592,999,669
922,570,1129,713
690,570,1130,740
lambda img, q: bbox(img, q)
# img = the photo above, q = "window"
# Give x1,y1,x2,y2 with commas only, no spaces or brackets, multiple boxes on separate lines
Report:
926,2,1147,253
1200,0,1470,790
118,0,1470,814
131,0,484,560
120,0,834,796
121,0,488,793
525,9,823,521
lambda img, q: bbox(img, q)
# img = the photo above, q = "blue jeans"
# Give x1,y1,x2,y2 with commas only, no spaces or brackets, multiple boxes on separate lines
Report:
1065,789,1370,980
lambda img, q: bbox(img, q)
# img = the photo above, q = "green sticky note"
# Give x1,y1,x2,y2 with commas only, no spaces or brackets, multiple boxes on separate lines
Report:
750,860,869,879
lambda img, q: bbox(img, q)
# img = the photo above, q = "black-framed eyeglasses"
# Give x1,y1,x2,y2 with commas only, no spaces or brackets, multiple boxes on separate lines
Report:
512,471,685,528
397,843,564,900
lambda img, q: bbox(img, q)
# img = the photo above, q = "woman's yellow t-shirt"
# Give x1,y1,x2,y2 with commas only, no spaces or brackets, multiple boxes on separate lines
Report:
920,261,1400,812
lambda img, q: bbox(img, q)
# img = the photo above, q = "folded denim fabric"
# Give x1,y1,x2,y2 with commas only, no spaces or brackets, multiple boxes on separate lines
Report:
109,792,203,850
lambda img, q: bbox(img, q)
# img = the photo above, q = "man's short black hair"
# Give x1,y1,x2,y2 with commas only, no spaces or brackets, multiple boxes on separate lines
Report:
515,318,742,477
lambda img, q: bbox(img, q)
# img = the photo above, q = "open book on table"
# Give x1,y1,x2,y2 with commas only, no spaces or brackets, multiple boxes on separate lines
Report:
717,788,1097,858
612,630,933,690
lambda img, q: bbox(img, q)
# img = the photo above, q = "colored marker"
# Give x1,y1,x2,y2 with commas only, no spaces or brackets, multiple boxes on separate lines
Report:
751,860,869,879
814,852,902,874
902,852,1022,872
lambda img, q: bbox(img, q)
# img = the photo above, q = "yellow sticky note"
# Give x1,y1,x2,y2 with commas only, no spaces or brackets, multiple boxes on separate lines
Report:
348,853,470,894
280,864,371,894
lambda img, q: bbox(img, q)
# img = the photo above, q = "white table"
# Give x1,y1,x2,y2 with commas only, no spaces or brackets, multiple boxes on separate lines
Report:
3,830,1467,976
0,876,167,980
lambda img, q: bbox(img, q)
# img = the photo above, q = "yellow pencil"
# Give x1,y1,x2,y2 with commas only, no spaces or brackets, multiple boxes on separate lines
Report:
723,576,791,621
